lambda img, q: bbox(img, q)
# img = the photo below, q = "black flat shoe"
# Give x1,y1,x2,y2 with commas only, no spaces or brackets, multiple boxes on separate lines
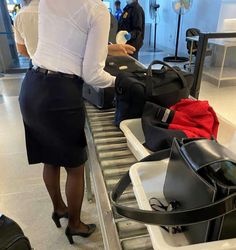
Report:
52,212,69,228
65,224,96,244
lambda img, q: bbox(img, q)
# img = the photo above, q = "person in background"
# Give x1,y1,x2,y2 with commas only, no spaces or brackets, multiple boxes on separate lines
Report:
118,0,145,59
18,0,134,245
114,0,122,21
14,0,38,60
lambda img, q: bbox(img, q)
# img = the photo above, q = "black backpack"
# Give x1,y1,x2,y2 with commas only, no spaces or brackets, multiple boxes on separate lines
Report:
0,215,31,250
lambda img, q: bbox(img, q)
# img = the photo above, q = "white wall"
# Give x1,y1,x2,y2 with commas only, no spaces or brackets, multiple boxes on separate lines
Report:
217,0,236,32
145,0,222,54
107,0,235,55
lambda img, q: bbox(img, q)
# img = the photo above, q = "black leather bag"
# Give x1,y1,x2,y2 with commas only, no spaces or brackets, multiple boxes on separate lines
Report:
111,138,236,244
115,60,194,126
0,215,31,250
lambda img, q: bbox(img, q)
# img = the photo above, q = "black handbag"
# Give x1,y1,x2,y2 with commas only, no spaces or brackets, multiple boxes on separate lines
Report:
115,60,193,126
111,138,236,244
0,215,32,250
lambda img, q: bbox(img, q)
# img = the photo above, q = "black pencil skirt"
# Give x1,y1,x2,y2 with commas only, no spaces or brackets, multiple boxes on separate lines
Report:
19,69,87,168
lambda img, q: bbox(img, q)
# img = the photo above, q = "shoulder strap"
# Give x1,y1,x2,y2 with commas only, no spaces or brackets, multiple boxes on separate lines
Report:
111,148,236,226
112,149,171,202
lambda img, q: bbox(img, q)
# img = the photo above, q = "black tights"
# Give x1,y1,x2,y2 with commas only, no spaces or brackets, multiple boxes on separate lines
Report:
43,164,86,230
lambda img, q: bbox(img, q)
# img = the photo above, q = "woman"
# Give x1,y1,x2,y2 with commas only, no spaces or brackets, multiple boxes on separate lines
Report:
19,0,132,245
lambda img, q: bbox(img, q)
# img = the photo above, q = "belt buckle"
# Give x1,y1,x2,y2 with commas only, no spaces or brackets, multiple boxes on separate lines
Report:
32,65,39,72
47,70,56,75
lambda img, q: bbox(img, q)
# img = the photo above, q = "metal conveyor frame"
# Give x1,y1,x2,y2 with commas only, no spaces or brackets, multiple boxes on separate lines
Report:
85,120,122,250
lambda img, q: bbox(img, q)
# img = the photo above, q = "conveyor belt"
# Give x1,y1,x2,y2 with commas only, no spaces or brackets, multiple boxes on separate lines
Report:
85,102,153,250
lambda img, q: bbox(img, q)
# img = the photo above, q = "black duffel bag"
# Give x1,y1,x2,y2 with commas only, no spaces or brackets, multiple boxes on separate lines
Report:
111,138,236,245
0,215,32,250
115,60,193,126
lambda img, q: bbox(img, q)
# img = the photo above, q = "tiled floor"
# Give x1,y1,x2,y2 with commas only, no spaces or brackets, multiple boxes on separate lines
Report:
0,76,103,249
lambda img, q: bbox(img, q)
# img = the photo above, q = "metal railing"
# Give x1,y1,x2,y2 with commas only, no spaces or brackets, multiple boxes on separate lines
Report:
191,32,236,98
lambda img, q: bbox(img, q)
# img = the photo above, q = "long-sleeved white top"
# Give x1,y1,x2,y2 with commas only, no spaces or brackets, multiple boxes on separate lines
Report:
32,0,115,88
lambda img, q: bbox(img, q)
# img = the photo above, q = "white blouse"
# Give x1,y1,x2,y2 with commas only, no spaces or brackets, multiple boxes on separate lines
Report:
32,0,115,88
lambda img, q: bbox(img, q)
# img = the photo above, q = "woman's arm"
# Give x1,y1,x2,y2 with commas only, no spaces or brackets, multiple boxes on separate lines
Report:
82,6,115,88
14,13,30,58
16,44,30,58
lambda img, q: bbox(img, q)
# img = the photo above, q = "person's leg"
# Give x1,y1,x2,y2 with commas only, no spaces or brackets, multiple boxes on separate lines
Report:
43,164,67,214
64,165,96,244
65,165,89,231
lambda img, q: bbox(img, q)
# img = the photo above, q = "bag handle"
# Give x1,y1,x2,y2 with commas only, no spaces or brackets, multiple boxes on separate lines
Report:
181,139,236,172
111,149,236,227
147,60,188,88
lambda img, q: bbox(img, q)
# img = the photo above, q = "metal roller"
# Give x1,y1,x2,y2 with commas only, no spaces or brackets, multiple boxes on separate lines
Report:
96,143,127,152
98,150,132,159
121,236,153,250
89,115,114,122
116,191,136,203
103,166,130,178
90,120,115,127
100,157,137,169
85,102,154,250
117,220,148,239
94,137,127,145
92,125,118,133
93,131,124,139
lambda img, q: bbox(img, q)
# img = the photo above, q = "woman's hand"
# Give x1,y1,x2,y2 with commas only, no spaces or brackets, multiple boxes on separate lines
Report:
108,44,136,56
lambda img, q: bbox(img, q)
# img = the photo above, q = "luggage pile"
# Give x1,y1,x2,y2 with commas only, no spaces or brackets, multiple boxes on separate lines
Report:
112,138,236,246
96,57,236,248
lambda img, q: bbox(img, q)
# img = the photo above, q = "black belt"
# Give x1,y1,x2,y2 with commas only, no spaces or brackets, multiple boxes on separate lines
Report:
32,66,79,79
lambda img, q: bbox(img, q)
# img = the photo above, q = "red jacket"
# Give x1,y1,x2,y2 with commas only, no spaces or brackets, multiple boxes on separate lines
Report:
169,99,219,139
